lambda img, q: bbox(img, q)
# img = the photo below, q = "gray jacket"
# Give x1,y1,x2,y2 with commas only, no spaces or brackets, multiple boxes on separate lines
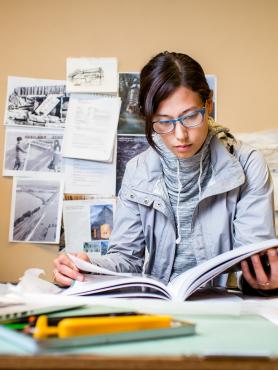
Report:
92,136,275,285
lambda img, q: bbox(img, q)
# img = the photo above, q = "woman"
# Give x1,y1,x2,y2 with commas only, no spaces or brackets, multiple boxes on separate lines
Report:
54,52,278,293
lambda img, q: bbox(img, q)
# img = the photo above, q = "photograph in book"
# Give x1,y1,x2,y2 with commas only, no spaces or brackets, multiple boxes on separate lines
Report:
9,177,63,244
118,73,145,134
4,76,69,128
3,127,63,176
66,57,118,94
63,198,116,253
63,238,278,301
116,135,149,194
62,94,120,162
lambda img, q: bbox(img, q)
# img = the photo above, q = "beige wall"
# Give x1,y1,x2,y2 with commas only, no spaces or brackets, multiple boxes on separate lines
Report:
0,0,277,282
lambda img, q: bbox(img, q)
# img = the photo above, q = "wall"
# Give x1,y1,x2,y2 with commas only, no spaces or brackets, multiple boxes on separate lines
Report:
0,0,277,282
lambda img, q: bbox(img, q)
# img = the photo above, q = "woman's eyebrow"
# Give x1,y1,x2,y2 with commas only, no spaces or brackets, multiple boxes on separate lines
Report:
154,106,199,119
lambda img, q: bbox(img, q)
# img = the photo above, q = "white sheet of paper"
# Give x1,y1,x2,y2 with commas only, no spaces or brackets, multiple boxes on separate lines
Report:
62,94,121,162
66,57,118,94
236,129,278,210
68,253,131,277
64,143,116,195
63,198,116,251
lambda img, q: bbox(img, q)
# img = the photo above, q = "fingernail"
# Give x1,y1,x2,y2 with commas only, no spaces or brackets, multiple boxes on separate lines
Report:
76,274,84,282
269,250,276,256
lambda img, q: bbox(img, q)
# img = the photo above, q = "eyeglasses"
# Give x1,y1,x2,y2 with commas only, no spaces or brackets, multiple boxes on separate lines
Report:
152,107,206,134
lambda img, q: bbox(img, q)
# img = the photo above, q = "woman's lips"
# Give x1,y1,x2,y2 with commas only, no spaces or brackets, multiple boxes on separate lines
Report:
174,144,192,152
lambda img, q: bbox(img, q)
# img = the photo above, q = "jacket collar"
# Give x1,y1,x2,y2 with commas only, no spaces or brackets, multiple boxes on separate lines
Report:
124,136,245,211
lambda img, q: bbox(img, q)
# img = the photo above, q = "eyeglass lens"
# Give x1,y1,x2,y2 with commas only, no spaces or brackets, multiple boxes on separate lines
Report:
153,110,203,134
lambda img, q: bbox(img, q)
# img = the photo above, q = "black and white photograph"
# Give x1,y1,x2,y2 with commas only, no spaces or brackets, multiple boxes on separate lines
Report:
118,72,145,135
83,240,109,255
116,135,149,194
9,177,63,244
4,76,69,128
3,127,63,176
66,57,118,94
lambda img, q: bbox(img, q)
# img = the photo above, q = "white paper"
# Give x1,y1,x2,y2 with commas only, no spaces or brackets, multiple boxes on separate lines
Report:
66,57,118,94
63,198,116,252
235,129,278,210
62,94,121,162
9,176,64,244
3,126,64,177
64,144,116,195
4,76,68,129
68,254,132,277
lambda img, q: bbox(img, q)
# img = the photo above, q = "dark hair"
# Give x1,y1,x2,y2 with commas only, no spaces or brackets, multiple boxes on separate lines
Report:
16,137,22,141
139,51,211,151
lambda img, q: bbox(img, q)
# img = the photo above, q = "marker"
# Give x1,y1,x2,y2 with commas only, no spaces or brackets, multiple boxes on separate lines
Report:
33,314,173,339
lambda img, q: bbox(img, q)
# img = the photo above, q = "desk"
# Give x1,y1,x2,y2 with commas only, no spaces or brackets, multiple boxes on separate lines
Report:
0,354,278,370
1,315,278,370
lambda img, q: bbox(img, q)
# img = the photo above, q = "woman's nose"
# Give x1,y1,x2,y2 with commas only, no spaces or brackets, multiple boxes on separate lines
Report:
174,121,189,141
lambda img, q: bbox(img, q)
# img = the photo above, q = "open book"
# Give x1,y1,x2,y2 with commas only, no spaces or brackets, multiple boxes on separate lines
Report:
61,238,278,302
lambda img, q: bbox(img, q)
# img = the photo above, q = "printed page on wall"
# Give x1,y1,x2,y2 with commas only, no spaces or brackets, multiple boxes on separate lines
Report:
63,197,116,254
9,177,64,244
64,144,117,196
4,76,69,129
66,57,118,94
62,94,121,162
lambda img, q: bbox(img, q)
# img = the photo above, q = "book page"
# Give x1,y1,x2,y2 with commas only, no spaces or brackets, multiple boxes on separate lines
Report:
169,238,278,301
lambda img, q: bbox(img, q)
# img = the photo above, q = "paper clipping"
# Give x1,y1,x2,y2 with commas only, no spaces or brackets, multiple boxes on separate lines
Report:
62,94,121,162
64,145,116,196
9,177,64,244
4,76,69,128
63,198,116,253
3,127,63,177
66,57,118,94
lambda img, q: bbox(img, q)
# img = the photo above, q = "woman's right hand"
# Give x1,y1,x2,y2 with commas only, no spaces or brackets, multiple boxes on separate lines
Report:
53,252,91,287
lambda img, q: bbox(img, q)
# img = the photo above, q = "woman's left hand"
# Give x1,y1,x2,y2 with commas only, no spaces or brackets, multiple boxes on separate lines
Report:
241,248,278,290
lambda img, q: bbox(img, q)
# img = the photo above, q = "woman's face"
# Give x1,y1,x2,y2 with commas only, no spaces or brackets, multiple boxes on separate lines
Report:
152,86,212,159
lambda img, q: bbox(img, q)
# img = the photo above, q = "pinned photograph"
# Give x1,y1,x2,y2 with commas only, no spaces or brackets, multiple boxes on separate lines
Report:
118,73,145,134
3,127,63,176
9,177,64,244
63,198,116,253
116,135,149,194
4,76,69,128
206,74,217,120
66,57,118,94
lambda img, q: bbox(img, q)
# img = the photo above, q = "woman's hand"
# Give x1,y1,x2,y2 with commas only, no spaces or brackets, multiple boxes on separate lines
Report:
241,248,278,290
53,252,91,287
